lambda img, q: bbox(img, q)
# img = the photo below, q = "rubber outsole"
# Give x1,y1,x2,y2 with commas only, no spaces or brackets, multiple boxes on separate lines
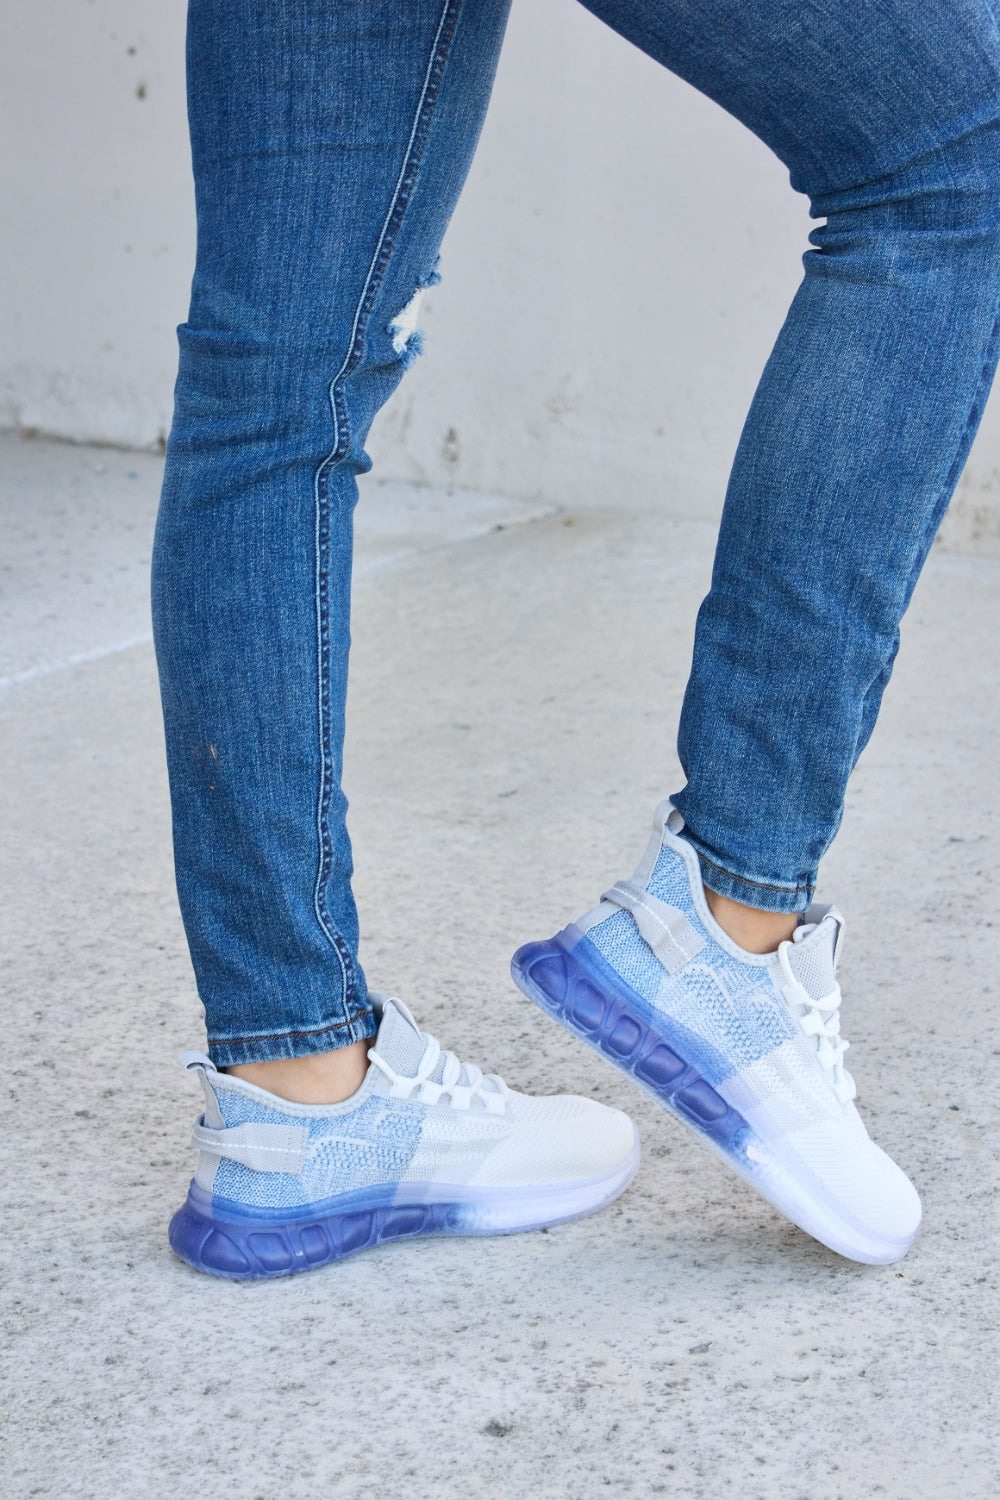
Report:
169,1130,640,1281
512,926,919,1267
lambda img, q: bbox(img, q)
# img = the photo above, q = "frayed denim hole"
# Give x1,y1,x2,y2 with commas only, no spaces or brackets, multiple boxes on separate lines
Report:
387,274,440,368
395,327,426,370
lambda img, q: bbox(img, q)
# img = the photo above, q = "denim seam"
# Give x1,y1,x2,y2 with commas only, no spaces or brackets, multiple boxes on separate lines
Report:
310,0,462,997
211,1006,376,1050
693,848,812,898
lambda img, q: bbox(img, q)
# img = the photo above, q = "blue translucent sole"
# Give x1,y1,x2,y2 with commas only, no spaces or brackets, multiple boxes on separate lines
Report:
169,1136,640,1281
511,926,753,1159
170,1190,466,1280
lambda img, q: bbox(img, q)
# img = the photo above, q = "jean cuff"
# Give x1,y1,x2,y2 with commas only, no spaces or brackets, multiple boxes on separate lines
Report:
207,1002,378,1068
678,829,814,915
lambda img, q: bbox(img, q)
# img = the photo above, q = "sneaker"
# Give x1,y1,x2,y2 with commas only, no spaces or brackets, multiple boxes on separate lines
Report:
511,802,921,1265
169,993,639,1279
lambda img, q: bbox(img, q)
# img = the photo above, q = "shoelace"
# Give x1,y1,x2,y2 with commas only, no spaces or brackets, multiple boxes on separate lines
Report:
777,934,857,1104
368,1031,509,1115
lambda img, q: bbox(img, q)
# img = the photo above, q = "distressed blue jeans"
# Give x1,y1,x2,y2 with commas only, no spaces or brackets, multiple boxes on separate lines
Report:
153,0,1000,1065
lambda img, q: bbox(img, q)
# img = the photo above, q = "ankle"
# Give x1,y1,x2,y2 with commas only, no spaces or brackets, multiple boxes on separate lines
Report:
224,1038,371,1105
704,887,798,954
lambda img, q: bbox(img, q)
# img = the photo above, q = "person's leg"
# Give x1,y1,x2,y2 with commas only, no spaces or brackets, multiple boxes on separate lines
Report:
153,0,509,1079
157,0,641,1279
581,0,1000,914
516,0,1000,1264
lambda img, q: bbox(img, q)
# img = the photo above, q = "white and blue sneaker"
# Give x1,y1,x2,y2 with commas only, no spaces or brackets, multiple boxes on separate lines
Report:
169,993,639,1279
512,802,921,1265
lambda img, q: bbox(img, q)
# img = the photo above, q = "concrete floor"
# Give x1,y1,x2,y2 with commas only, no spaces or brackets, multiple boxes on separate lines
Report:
1,431,998,1499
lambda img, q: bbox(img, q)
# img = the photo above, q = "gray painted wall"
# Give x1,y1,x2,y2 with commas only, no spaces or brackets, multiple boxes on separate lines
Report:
2,0,997,546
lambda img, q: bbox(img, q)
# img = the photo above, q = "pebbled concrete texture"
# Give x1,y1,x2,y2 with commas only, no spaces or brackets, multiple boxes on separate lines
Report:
1,432,998,1499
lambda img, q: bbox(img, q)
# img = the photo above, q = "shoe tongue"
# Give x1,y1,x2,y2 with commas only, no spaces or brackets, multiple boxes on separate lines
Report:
370,996,428,1078
367,995,502,1098
785,917,838,1000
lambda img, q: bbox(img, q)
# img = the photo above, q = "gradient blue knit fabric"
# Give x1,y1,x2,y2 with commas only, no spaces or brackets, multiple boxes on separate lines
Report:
585,841,798,1087
211,1091,424,1209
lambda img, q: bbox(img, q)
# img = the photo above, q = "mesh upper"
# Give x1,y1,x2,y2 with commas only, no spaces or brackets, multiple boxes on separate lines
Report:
210,1091,424,1207
586,841,799,1085
199,998,634,1207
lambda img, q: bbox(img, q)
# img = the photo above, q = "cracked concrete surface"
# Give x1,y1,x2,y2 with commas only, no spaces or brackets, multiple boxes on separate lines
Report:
1,433,998,1499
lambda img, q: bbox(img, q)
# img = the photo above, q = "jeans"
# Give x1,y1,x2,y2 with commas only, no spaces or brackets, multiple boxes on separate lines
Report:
152,0,1000,1065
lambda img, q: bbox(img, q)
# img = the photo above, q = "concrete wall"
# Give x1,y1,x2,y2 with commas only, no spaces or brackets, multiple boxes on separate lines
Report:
1,1,191,449
2,0,998,542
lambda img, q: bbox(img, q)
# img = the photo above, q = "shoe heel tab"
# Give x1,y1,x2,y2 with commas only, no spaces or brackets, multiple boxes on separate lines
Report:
653,799,685,837
178,1050,225,1128
625,800,689,891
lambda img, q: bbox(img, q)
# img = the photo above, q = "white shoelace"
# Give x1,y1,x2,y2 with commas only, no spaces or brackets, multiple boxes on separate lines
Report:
368,1032,509,1115
777,933,857,1104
